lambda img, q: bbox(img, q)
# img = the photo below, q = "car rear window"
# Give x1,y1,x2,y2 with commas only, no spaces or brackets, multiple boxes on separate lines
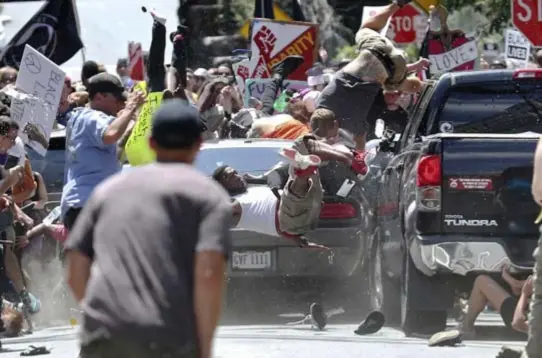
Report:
438,83,542,134
195,146,287,176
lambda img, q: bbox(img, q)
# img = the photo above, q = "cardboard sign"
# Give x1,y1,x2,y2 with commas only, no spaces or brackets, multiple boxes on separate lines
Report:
232,58,251,94
505,28,530,68
427,35,478,76
243,78,307,107
9,44,65,156
249,19,318,81
128,41,145,81
124,89,163,166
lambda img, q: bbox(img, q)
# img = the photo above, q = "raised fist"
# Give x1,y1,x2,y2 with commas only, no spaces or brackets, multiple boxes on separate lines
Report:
236,65,249,81
253,26,277,57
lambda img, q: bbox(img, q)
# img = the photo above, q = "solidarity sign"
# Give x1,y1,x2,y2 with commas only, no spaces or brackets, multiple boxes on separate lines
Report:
248,19,319,81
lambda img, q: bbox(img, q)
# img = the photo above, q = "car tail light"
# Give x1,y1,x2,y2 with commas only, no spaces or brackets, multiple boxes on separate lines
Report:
320,202,357,219
513,69,542,79
417,155,441,187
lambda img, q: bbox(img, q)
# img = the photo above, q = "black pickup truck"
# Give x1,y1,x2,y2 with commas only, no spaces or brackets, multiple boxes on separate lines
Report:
365,69,542,336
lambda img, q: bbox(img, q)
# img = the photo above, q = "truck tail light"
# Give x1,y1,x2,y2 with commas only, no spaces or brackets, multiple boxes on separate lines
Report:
513,69,542,79
417,155,441,187
320,202,357,219
416,155,441,211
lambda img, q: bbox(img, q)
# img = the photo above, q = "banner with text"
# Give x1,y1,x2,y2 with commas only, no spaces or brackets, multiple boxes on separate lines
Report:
422,33,478,77
125,82,163,166
505,28,530,68
9,44,65,156
243,78,307,107
249,19,318,81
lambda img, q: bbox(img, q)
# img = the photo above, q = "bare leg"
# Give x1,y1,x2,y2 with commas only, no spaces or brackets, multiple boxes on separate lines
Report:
464,275,510,332
360,3,400,32
288,177,311,198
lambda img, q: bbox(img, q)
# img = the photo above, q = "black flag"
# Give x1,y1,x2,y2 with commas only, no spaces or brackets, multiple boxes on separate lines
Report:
0,0,83,69
291,0,306,22
253,0,274,18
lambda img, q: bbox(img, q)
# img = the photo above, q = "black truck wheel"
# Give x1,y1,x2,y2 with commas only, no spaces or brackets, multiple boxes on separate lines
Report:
401,253,447,336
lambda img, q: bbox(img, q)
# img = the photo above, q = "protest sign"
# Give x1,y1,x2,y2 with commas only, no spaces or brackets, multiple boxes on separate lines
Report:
232,58,251,94
243,78,307,107
9,44,65,156
124,88,163,166
128,41,145,81
249,19,318,81
505,28,531,67
423,34,478,76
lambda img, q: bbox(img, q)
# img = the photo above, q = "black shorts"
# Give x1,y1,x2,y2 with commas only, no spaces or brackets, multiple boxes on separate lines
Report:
317,71,380,136
64,207,83,231
500,296,520,328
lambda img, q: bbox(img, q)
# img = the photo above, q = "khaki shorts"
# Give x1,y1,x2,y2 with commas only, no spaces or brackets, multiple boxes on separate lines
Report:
278,173,323,235
277,136,323,235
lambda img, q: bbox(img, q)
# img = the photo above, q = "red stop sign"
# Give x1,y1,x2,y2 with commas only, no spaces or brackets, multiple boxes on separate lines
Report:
389,4,425,44
512,0,542,46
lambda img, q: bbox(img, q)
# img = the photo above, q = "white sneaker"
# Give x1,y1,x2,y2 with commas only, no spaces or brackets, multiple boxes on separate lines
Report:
149,8,166,25
279,148,321,170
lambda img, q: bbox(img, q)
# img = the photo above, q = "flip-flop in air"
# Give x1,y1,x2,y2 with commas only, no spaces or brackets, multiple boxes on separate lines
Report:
20,346,51,356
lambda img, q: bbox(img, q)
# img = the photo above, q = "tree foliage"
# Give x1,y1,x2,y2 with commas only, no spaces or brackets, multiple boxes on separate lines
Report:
442,0,511,35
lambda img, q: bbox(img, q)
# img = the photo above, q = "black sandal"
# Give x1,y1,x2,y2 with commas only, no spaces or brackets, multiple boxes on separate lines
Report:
20,345,51,356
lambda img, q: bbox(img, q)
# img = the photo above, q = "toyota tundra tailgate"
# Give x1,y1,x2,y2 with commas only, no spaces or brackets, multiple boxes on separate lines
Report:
441,135,539,239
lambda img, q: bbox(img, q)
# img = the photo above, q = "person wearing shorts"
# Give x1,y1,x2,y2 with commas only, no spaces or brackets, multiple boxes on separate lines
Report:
317,0,428,150
213,109,368,245
429,268,531,347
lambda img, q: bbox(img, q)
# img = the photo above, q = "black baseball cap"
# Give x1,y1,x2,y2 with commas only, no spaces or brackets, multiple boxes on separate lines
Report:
86,72,128,101
151,99,207,149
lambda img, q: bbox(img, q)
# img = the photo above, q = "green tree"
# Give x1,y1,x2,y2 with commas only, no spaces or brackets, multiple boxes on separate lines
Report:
442,0,511,35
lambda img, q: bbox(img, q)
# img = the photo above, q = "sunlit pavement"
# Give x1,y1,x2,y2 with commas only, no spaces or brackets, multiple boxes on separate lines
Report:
0,313,525,358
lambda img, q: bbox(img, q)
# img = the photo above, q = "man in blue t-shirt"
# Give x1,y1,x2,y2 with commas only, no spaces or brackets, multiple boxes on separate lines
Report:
61,73,145,230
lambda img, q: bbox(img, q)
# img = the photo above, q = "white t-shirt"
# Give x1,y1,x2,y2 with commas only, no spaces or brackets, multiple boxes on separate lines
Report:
234,186,279,237
7,137,26,167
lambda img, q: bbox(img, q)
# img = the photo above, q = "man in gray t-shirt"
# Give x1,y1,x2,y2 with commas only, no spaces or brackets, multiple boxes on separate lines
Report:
65,100,231,358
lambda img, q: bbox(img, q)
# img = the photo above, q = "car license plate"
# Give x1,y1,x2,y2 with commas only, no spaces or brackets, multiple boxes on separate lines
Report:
231,251,272,270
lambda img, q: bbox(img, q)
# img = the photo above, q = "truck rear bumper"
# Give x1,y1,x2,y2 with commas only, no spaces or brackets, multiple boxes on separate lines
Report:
411,235,533,276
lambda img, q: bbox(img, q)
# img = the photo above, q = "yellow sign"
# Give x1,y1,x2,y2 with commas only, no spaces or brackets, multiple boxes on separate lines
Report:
239,4,293,39
124,92,163,166
414,0,439,13
132,81,147,95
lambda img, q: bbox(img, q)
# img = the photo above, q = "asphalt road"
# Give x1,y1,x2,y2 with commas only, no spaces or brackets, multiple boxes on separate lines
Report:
0,313,525,358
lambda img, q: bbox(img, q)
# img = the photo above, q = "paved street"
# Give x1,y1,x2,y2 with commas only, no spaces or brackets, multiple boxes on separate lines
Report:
0,313,525,358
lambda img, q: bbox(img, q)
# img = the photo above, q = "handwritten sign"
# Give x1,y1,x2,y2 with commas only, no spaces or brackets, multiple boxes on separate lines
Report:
124,91,163,166
243,78,307,107
505,28,530,68
10,44,65,156
428,37,478,75
249,19,318,81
